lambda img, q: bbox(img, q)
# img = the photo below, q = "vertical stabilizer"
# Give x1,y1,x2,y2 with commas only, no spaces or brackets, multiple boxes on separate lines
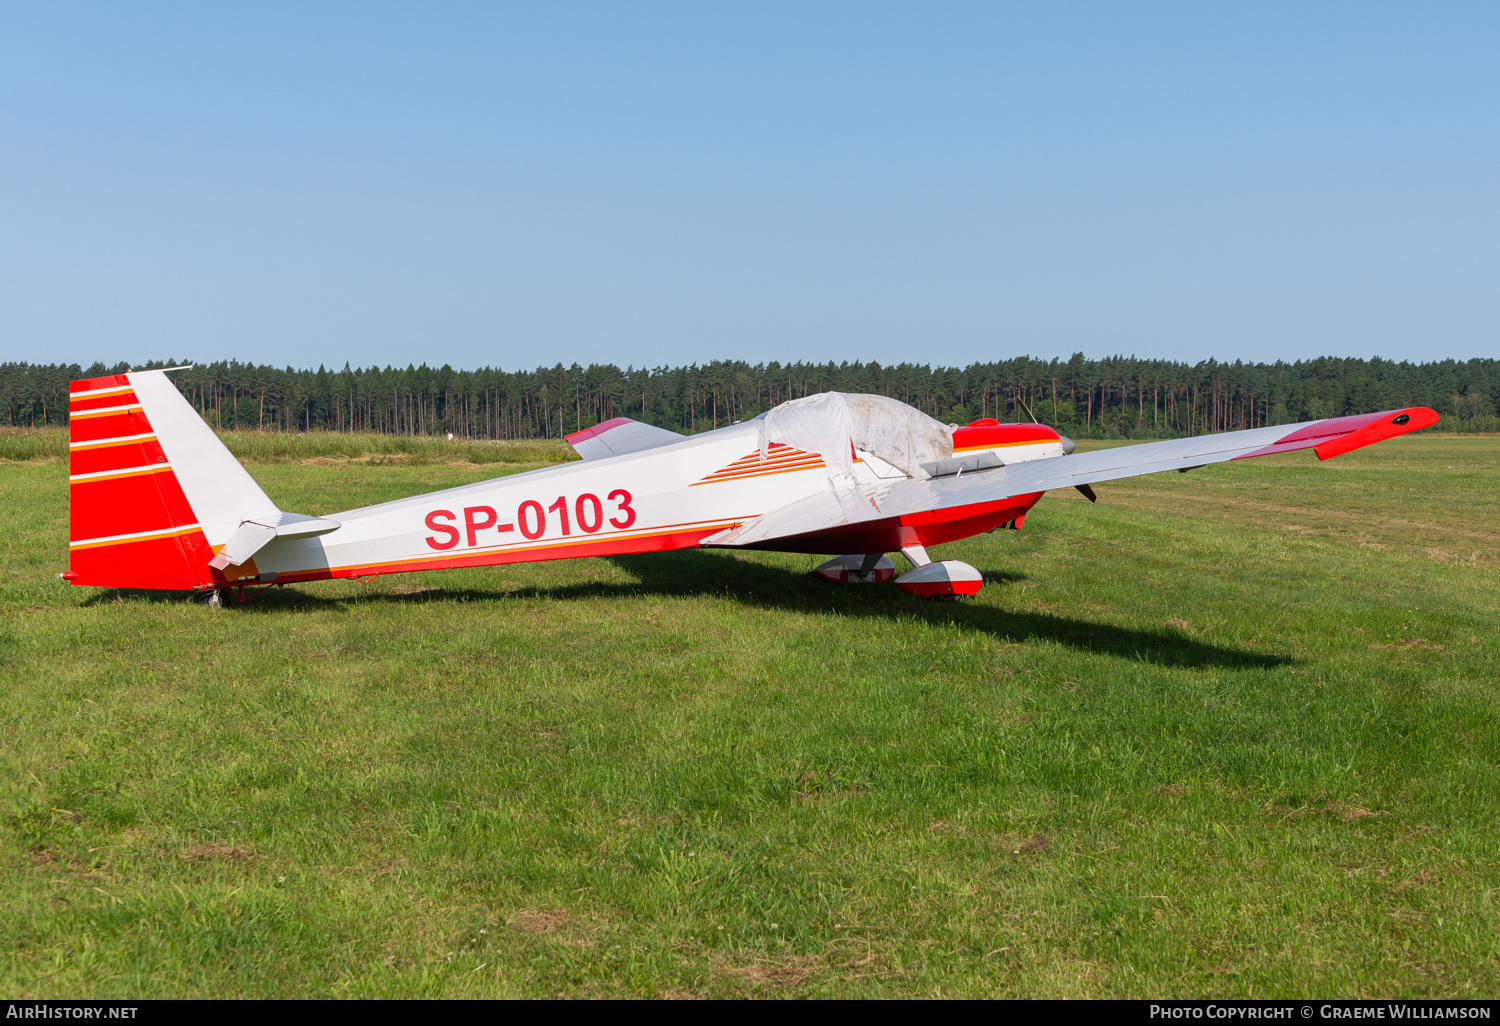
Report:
67,369,280,590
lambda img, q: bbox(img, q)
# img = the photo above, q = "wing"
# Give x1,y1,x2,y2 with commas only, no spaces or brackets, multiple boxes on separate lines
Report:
565,417,686,461
705,406,1437,550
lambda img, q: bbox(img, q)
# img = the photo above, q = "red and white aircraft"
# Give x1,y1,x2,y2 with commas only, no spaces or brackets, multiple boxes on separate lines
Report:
62,368,1438,604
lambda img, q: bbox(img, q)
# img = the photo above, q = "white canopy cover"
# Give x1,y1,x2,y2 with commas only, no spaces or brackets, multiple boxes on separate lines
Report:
758,392,953,481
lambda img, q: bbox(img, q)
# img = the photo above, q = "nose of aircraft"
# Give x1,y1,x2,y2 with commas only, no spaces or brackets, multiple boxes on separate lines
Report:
1059,435,1077,455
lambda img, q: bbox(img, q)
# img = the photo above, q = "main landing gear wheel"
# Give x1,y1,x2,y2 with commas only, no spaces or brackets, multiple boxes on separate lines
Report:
813,553,984,599
893,560,983,599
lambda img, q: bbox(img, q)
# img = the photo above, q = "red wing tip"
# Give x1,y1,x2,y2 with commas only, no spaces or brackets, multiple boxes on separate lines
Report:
565,417,635,445
1313,406,1437,460
1276,407,1437,445
1233,407,1439,462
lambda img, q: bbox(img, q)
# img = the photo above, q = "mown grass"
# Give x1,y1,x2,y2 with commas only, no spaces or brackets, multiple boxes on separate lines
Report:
1,436,1497,998
0,427,578,466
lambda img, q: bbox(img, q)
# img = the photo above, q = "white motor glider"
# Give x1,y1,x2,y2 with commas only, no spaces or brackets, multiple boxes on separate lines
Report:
63,368,1438,604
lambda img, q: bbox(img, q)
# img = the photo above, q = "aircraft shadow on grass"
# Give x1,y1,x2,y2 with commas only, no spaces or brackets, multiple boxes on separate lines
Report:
604,550,1285,670
84,549,1285,671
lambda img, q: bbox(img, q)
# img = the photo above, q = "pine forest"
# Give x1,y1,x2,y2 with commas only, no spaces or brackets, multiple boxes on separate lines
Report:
4,355,1496,439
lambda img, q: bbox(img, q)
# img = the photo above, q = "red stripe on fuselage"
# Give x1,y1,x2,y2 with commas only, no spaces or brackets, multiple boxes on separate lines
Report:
692,460,825,486
695,444,823,485
270,523,736,585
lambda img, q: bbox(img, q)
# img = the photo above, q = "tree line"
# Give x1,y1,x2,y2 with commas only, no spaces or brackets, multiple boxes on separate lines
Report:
4,354,1496,439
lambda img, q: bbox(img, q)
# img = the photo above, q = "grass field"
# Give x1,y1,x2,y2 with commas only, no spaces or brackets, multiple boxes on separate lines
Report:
2,434,1497,998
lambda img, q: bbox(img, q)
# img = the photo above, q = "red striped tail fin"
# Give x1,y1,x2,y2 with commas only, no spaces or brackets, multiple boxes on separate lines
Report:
67,369,280,591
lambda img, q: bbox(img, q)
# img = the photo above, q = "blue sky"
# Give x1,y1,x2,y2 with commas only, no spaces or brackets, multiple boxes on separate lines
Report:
1,2,1495,370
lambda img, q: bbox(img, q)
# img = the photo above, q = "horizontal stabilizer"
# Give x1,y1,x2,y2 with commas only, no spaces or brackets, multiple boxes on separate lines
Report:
565,418,684,461
208,512,341,569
